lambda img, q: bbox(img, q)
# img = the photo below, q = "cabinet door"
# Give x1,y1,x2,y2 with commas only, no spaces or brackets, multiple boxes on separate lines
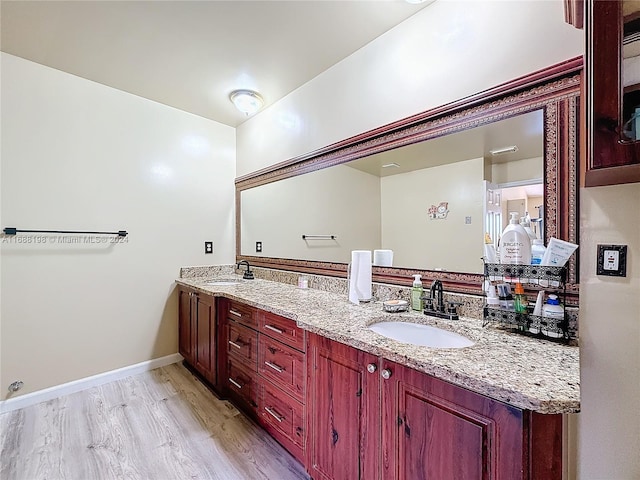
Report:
587,0,640,185
194,293,216,385
307,334,380,480
178,288,195,366
381,360,524,480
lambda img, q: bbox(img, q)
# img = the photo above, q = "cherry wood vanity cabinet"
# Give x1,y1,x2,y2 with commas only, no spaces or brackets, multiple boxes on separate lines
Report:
218,299,308,464
307,333,563,480
177,286,216,387
257,310,307,463
219,298,260,418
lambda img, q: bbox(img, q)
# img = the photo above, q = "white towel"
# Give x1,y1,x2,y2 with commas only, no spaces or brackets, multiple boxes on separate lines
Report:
373,249,393,267
348,250,372,304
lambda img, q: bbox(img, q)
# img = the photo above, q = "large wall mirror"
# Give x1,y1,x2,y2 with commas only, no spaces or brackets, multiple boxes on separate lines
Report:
236,58,581,298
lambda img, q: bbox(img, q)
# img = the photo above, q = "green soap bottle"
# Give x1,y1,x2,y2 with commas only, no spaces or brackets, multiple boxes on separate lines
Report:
411,274,423,311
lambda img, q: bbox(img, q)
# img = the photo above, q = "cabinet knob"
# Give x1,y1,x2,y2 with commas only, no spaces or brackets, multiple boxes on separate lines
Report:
366,363,377,374
381,368,392,380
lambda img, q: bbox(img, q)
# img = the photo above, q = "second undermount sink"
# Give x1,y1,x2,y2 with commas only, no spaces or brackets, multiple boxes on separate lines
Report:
369,321,475,349
202,278,243,286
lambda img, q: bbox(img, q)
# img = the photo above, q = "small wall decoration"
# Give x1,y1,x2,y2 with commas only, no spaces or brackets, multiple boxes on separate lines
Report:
428,202,449,220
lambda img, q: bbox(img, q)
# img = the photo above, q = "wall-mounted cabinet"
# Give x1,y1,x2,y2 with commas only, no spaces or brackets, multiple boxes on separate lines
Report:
587,0,640,186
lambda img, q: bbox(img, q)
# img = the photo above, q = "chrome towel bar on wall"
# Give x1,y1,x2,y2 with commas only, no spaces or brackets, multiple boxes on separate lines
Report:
2,227,128,237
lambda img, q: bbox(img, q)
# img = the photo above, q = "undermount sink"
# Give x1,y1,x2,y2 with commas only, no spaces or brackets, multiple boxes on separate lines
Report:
202,278,243,286
369,321,475,349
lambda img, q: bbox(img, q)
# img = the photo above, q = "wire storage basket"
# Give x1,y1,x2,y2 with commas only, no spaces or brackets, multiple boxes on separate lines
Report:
482,262,569,342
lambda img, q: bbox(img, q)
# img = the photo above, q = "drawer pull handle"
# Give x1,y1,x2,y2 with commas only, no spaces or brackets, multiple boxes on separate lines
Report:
264,406,284,423
264,324,284,334
228,378,243,389
228,340,244,350
265,361,284,373
229,309,242,317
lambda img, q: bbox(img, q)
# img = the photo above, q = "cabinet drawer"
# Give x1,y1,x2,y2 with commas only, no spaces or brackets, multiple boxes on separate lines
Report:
227,360,258,416
227,320,258,369
227,300,257,328
259,380,305,451
258,336,305,402
259,311,306,352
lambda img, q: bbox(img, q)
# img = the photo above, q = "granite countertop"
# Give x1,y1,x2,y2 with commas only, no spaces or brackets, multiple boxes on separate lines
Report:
175,276,580,414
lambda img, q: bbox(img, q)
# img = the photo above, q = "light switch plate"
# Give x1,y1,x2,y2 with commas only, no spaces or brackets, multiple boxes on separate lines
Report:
597,244,627,276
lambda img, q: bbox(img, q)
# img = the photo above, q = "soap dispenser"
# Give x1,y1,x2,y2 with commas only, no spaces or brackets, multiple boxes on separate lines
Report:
411,274,423,311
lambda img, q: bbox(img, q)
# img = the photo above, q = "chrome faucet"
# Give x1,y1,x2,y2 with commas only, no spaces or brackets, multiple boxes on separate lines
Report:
236,260,254,280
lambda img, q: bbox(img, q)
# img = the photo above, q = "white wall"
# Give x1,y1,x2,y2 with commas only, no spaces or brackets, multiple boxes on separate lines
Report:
491,156,544,185
578,184,640,479
0,53,236,398
236,0,583,176
380,158,484,273
241,164,381,261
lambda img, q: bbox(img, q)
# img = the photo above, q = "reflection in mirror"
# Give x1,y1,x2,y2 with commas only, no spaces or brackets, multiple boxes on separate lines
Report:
236,61,581,295
622,0,640,140
241,111,543,274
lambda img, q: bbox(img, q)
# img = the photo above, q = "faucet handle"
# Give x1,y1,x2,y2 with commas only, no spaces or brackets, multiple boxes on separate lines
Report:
446,301,463,314
421,295,434,310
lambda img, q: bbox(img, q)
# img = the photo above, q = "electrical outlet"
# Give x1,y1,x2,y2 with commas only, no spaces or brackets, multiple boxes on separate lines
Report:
205,241,213,254
597,244,627,276
256,241,262,253
465,216,472,224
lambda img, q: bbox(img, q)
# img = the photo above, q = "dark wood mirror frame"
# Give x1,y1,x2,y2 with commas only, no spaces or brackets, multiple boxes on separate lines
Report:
236,57,582,302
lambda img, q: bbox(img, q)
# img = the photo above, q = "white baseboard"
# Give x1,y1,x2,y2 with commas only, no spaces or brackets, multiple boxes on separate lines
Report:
0,353,183,414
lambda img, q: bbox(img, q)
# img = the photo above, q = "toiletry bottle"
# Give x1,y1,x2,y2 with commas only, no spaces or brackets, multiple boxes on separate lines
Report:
519,213,537,244
497,283,514,310
531,239,546,266
411,274,423,311
486,285,500,307
499,212,532,265
529,290,545,334
483,233,497,264
541,294,564,338
513,282,528,313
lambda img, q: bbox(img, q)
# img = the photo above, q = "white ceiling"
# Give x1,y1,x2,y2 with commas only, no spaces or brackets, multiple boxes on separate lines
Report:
1,0,433,127
346,110,544,177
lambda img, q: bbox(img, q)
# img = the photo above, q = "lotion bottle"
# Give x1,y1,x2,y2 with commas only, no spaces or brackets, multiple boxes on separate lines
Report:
499,212,532,265
411,274,423,311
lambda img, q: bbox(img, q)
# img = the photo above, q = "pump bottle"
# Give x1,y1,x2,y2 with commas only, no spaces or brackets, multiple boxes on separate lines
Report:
499,212,532,265
411,274,423,311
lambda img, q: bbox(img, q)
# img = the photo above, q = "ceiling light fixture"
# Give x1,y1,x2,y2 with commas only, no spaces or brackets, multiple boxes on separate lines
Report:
489,145,519,156
229,89,264,116
382,163,400,168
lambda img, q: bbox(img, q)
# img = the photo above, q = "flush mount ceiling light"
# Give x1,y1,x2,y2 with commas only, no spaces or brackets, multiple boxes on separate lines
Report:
382,162,400,168
489,145,519,156
405,0,429,3
229,89,264,116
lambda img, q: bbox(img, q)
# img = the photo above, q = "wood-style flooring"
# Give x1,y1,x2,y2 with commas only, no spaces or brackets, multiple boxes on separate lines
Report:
0,363,309,480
